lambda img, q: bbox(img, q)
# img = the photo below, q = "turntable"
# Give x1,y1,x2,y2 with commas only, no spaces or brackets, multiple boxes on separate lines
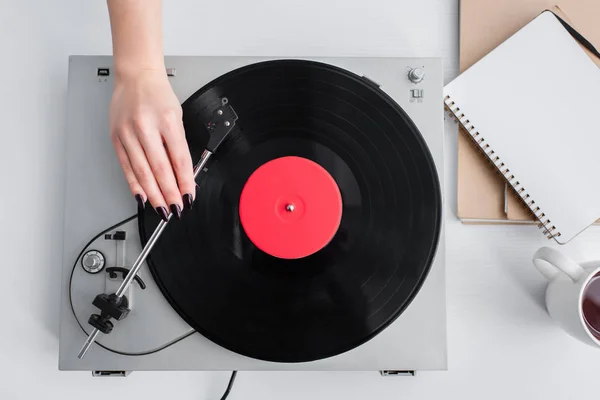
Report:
59,56,446,375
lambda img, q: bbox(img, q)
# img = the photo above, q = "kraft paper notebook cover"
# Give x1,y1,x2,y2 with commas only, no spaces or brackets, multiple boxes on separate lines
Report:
445,11,600,243
457,1,600,224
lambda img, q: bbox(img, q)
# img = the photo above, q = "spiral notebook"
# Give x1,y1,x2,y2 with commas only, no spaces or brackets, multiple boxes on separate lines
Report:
444,11,600,244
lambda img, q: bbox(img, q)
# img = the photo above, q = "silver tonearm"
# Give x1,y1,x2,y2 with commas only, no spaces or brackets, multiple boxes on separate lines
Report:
77,98,237,359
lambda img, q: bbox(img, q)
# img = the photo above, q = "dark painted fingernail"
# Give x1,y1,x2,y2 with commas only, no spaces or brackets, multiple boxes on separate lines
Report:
183,193,193,211
170,204,182,220
135,194,145,209
156,207,169,222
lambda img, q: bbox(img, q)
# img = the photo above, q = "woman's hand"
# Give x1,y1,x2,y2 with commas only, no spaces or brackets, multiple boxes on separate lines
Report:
109,69,195,221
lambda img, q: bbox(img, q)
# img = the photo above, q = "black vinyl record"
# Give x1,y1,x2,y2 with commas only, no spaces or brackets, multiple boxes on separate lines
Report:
139,60,442,363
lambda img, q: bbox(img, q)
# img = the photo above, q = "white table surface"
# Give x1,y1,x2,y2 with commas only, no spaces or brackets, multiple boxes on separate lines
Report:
2,0,599,399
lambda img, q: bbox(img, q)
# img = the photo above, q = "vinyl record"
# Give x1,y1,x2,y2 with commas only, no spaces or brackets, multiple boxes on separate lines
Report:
139,59,442,363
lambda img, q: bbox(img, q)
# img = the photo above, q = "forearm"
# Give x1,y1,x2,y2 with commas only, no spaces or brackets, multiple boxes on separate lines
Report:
107,0,164,78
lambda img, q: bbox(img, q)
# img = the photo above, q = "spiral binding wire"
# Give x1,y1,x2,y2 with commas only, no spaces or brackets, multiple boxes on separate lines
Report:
444,95,561,240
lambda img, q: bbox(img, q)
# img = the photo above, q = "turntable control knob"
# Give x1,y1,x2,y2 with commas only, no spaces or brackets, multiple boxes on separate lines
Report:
408,67,425,83
81,250,105,274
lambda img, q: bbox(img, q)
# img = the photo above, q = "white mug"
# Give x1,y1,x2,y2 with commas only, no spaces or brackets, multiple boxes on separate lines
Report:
533,247,600,348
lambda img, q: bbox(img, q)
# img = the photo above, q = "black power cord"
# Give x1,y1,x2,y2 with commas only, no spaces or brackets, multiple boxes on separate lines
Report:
219,371,238,400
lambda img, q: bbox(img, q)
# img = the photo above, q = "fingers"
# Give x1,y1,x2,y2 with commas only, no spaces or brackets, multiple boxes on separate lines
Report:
162,113,195,210
136,120,184,220
112,110,194,221
112,137,147,210
118,130,170,221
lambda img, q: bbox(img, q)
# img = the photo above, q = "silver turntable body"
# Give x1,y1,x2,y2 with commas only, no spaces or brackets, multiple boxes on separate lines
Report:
59,56,446,373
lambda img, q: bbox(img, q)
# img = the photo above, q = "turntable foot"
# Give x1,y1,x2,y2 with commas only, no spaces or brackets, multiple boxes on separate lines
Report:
379,370,416,377
92,371,131,378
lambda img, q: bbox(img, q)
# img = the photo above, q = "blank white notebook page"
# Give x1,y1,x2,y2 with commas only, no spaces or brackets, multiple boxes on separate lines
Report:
444,11,600,243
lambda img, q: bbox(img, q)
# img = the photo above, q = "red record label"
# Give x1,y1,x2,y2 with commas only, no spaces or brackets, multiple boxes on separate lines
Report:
239,156,343,259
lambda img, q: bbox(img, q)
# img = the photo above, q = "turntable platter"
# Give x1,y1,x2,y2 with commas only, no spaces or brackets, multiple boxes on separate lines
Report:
139,60,442,362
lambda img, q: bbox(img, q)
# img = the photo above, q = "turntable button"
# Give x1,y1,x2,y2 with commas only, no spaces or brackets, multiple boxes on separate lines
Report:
81,250,105,274
408,67,425,83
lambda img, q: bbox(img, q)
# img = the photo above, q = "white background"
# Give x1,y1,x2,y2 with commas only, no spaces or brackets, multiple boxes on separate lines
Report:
2,0,600,399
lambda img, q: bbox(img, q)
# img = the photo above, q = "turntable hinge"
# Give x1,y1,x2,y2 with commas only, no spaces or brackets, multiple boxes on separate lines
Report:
92,371,131,378
379,370,415,377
